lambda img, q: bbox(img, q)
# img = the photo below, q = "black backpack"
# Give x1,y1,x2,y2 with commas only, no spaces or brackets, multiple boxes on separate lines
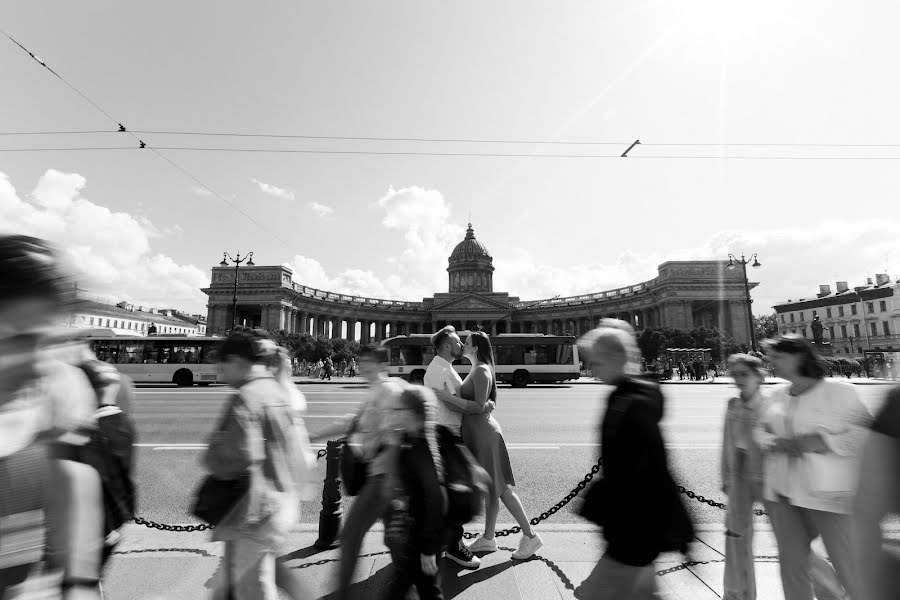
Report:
436,426,491,526
75,361,138,546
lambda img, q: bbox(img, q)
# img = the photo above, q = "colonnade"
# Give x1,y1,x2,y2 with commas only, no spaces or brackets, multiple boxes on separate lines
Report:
256,305,666,342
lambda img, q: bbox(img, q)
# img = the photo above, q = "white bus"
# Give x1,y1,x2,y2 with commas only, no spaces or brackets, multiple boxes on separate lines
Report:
382,333,580,387
66,329,222,386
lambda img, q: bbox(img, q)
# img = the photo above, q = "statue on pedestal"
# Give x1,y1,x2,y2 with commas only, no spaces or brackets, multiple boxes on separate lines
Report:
811,315,824,345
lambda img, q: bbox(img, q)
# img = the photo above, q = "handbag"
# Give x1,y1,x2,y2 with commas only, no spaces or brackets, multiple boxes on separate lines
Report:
190,473,251,526
340,415,368,497
191,394,260,526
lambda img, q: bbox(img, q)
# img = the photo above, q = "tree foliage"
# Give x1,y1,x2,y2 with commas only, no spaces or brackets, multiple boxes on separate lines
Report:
637,326,742,363
754,313,779,342
266,330,361,362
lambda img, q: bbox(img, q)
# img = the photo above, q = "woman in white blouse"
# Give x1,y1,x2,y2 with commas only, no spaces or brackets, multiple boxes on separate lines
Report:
755,335,871,600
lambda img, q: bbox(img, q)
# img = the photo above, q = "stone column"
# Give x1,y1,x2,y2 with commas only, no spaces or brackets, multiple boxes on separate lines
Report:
298,311,308,335
728,299,752,348
374,320,383,342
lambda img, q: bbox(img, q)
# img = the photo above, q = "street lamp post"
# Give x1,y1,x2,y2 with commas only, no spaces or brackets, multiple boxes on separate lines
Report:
220,251,254,331
727,253,761,352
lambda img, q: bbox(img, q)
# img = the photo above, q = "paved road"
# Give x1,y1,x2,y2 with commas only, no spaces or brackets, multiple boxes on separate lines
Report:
130,381,893,528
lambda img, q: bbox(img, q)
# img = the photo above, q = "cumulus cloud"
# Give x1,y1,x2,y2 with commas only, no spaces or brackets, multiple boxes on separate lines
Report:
0,170,208,312
282,183,900,315
493,219,900,315
250,178,294,200
375,185,463,292
309,202,335,218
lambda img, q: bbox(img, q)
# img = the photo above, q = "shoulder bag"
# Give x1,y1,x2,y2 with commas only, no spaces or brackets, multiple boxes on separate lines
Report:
340,414,368,497
190,394,261,526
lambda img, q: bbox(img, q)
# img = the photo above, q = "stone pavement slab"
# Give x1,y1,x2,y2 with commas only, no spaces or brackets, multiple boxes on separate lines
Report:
102,523,900,599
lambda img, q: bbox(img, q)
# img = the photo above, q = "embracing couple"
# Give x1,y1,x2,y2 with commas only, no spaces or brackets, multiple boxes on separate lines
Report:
424,325,543,569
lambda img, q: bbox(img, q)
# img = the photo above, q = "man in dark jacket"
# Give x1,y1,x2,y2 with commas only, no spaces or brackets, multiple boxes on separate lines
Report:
576,324,694,599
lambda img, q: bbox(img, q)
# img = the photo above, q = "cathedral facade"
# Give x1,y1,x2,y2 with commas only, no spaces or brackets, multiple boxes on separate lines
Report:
203,224,757,345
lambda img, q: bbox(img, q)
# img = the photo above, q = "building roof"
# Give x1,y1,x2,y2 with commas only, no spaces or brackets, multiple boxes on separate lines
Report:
70,299,197,328
774,281,896,311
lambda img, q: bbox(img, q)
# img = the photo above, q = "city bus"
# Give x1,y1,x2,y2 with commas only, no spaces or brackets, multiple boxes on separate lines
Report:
382,333,580,387
63,329,223,386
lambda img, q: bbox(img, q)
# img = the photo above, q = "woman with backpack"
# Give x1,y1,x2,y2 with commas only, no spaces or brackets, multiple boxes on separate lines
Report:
459,331,543,560
383,386,447,599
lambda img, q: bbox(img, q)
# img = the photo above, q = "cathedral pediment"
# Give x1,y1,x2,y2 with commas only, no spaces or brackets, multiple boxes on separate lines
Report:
431,294,512,311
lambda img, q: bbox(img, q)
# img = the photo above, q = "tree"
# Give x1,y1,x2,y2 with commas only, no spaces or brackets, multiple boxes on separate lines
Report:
754,313,779,343
331,338,361,364
637,326,741,363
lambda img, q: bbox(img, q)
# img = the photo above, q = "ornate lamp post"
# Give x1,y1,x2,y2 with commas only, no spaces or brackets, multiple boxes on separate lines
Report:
220,251,254,330
727,253,761,352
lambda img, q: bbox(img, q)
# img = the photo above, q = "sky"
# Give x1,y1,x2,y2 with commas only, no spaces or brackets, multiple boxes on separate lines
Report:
2,1,899,317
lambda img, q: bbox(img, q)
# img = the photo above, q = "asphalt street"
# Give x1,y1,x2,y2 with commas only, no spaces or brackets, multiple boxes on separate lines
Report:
129,381,893,530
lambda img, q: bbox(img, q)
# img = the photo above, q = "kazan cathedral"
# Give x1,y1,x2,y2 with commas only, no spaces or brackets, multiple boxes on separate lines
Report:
203,224,756,346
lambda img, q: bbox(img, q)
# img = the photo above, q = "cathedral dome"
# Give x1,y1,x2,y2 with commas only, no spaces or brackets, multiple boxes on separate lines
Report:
449,223,493,265
447,223,494,294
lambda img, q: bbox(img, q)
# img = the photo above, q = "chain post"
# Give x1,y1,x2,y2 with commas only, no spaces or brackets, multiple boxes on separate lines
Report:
314,439,344,549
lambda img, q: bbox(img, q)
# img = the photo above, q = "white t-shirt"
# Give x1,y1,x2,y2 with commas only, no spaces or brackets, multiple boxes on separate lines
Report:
424,355,463,435
0,361,96,457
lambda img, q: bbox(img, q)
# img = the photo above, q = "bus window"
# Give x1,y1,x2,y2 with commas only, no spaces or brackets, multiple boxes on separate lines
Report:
390,345,424,366
495,345,525,365
556,343,573,365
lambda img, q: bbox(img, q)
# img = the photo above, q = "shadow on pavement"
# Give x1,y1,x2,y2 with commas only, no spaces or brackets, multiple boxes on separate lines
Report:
279,544,330,562
441,559,519,599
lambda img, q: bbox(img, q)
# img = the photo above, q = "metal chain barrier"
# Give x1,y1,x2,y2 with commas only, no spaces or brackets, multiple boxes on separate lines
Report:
677,485,768,516
656,555,779,577
461,456,603,539
131,446,330,531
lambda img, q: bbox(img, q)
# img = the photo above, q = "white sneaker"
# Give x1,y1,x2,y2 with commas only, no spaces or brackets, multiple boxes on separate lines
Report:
511,533,543,560
467,535,498,554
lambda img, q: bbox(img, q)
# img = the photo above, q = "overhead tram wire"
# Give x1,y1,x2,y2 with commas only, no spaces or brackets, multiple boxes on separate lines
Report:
0,26,293,251
5,146,900,160
6,129,900,150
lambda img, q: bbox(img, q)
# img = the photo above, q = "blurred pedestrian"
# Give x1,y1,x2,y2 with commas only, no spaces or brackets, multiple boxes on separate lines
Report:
460,332,543,560
853,384,900,600
384,387,446,599
348,357,358,378
756,334,871,600
678,361,686,380
575,324,693,599
308,345,406,600
721,354,766,600
202,329,305,600
0,235,105,599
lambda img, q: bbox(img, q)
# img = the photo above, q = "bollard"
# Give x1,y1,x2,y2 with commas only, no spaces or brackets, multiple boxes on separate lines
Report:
314,439,343,549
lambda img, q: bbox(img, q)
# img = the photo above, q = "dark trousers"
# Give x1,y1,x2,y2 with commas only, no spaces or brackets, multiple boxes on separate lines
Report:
387,547,444,600
337,475,390,600
445,522,463,551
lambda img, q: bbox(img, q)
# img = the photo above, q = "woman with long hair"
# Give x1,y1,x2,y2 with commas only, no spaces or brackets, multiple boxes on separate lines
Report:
459,331,543,560
755,334,870,600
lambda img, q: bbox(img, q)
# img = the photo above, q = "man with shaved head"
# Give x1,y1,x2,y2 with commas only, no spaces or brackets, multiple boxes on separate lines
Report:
575,321,693,599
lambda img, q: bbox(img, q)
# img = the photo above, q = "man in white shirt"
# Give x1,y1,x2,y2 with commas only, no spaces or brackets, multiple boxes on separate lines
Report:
424,325,487,569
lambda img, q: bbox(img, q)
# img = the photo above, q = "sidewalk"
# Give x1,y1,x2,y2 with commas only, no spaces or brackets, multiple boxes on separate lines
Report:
292,375,898,386
103,523,899,599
